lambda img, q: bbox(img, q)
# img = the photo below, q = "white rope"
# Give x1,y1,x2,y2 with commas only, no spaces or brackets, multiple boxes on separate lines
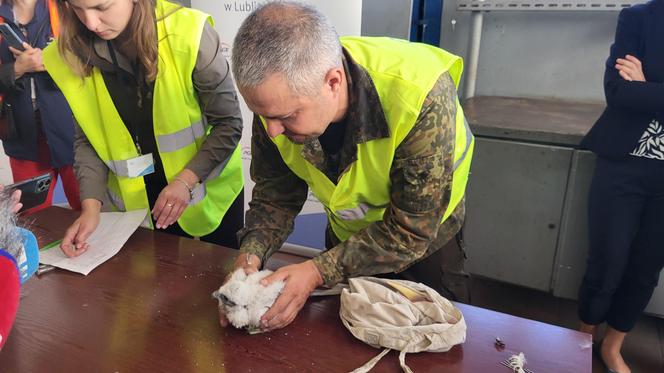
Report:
398,349,414,373
507,352,527,373
349,348,391,373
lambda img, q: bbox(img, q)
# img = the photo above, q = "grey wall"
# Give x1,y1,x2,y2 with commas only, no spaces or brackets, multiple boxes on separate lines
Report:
361,0,413,39
187,0,412,39
186,0,618,102
440,4,620,102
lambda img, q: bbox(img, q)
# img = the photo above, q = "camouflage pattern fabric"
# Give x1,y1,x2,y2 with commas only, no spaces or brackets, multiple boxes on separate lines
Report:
238,51,466,290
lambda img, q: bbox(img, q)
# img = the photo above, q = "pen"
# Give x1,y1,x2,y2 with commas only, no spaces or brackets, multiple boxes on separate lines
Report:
37,264,55,276
40,239,62,251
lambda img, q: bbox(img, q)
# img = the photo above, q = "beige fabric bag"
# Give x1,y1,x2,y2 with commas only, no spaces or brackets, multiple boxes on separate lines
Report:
340,277,467,373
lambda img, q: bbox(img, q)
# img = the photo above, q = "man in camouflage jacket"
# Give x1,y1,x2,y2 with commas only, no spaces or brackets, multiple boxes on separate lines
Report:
220,2,471,331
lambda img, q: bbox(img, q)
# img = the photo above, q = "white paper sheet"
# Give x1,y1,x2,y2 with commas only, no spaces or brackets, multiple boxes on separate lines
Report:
39,209,148,275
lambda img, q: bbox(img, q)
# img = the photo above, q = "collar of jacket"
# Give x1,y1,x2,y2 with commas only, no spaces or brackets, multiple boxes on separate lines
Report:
340,47,390,145
90,37,134,75
296,47,391,178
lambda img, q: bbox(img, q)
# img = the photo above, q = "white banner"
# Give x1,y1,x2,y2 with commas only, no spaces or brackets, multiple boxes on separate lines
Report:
191,0,363,249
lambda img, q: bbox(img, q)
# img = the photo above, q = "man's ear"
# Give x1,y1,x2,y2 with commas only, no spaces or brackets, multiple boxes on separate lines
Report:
324,66,344,94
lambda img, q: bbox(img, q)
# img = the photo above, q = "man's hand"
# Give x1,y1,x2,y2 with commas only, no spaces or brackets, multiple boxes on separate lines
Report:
233,252,262,275
218,252,262,327
616,55,646,82
258,260,323,331
60,199,101,257
11,43,45,79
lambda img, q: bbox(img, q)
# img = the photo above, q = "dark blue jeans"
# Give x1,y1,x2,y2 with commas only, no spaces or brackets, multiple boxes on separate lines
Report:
578,155,664,332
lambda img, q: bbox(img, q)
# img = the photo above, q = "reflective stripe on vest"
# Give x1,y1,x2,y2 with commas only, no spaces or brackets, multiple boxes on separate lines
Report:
106,188,153,228
104,118,206,177
43,0,243,237
336,117,474,222
266,36,474,242
454,118,473,171
107,188,125,211
155,119,206,153
336,203,371,221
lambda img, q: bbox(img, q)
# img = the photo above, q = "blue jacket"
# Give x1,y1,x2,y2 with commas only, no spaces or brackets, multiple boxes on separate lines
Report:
0,0,75,168
580,0,664,159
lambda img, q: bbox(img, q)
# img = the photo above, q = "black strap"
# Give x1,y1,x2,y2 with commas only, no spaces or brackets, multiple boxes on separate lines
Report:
107,40,143,154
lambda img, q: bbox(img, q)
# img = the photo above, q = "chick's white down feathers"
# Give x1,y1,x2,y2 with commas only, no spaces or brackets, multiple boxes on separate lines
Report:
213,269,285,329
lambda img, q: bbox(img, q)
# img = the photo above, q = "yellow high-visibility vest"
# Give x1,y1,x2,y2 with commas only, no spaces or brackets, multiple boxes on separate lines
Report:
264,36,474,241
43,0,243,236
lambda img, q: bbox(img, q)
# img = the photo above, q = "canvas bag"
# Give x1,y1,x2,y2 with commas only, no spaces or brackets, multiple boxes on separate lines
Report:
339,277,467,373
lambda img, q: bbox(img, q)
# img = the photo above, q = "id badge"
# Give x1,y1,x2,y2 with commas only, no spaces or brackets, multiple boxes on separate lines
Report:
126,153,155,177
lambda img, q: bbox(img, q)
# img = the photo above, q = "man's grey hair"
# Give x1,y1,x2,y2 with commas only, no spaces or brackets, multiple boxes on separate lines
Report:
0,190,21,260
232,1,343,97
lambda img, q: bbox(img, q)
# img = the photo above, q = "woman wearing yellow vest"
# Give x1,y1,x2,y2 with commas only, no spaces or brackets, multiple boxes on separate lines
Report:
43,0,244,255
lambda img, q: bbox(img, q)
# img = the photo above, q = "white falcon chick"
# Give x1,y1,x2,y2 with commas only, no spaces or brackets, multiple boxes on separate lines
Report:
212,269,285,332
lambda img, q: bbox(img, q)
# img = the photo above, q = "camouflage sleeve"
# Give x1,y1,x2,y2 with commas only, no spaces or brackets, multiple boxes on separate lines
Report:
237,115,309,265
312,72,458,286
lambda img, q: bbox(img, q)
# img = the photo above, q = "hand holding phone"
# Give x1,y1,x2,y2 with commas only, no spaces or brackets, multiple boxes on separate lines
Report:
0,24,44,77
5,173,52,213
0,185,22,213
0,23,25,52
12,44,44,78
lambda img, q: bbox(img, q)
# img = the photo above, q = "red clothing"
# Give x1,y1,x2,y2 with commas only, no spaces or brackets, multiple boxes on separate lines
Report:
9,125,81,213
0,252,19,350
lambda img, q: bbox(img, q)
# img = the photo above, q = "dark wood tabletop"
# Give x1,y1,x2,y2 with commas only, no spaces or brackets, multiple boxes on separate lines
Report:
0,207,591,372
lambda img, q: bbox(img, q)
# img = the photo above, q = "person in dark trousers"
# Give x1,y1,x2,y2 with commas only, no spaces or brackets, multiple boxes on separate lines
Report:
0,0,80,213
578,1,664,372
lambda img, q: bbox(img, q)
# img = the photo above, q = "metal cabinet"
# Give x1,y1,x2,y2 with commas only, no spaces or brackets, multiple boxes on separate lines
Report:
464,137,572,291
553,150,596,299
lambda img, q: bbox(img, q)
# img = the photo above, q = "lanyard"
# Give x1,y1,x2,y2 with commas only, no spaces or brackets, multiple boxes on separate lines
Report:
106,40,143,155
12,6,51,110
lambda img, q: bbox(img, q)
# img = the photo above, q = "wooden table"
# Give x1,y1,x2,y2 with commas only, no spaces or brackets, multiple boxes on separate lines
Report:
0,207,591,372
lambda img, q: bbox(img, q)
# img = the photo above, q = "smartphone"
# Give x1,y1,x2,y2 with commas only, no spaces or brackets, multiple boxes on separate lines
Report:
6,173,52,212
0,23,25,51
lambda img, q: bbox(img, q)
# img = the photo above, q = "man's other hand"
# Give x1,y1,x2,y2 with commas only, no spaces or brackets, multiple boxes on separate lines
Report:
258,260,323,331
